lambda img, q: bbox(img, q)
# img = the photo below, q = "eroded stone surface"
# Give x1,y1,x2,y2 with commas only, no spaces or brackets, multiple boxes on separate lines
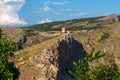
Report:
18,37,84,80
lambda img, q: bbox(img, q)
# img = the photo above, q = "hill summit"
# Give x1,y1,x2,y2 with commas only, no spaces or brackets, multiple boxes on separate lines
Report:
98,14,120,22
26,14,120,31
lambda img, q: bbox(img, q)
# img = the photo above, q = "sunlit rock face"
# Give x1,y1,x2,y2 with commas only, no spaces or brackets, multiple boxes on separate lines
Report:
18,36,85,80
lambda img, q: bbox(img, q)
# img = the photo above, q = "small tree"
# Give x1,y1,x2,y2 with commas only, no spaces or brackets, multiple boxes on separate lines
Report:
0,28,19,80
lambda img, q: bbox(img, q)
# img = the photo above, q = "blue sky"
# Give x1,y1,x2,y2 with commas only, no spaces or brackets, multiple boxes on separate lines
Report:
0,0,120,27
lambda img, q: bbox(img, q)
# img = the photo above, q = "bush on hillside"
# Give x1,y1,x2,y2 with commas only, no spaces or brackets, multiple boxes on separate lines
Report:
98,32,110,43
0,28,19,80
69,48,120,80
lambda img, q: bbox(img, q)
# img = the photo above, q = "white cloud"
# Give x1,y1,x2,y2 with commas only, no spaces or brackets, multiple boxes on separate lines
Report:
39,1,69,13
40,1,50,12
0,0,27,26
71,12,88,17
37,19,52,24
51,1,68,5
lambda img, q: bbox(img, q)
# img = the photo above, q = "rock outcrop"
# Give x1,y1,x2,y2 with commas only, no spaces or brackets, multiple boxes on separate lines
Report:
110,14,120,22
2,28,47,49
17,29,46,50
98,14,120,22
18,36,85,80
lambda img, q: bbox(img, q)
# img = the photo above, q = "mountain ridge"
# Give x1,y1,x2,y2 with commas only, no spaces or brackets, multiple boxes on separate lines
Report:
26,14,120,31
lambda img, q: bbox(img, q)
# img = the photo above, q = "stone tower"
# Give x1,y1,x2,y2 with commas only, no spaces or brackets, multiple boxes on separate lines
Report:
61,27,66,33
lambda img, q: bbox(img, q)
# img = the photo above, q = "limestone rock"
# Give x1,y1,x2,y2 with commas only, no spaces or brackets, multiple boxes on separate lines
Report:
50,64,58,74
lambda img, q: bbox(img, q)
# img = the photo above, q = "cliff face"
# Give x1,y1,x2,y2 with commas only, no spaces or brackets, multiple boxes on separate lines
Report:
1,28,47,49
18,36,85,80
50,37,85,80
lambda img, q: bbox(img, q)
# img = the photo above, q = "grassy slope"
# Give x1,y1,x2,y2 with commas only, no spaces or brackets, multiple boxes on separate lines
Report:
26,16,105,31
14,35,62,67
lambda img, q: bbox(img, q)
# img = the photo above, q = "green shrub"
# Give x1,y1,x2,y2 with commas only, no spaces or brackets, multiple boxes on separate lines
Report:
93,64,120,80
98,33,110,43
69,48,120,80
0,28,19,80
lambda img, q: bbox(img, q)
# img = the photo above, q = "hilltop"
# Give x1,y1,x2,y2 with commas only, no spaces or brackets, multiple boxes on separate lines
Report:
26,14,120,31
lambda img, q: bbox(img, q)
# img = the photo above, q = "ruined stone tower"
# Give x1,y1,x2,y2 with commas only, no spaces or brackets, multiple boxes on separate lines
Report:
61,27,66,34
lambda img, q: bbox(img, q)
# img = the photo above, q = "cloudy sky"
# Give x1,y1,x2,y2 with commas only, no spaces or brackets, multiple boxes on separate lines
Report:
0,0,120,27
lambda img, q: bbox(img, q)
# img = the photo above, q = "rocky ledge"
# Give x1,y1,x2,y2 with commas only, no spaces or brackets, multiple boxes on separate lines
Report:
19,36,85,80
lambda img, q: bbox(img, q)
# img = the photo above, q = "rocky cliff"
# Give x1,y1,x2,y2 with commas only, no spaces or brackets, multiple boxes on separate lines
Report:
2,28,47,49
18,36,85,80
